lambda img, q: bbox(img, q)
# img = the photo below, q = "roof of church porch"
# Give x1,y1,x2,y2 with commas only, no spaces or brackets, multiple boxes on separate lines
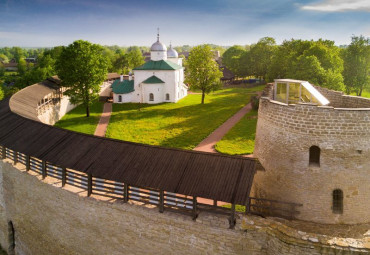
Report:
111,79,134,94
134,60,182,71
142,75,165,84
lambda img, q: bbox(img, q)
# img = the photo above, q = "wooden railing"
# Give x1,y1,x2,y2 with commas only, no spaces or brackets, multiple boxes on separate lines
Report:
0,145,240,228
247,197,303,220
0,145,302,226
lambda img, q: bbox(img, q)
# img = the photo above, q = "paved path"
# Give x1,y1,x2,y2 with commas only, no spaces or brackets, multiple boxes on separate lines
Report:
94,103,112,137
193,91,262,154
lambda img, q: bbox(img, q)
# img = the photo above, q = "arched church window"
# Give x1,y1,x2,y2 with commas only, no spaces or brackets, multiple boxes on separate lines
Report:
309,146,320,166
166,94,170,100
149,93,154,101
332,189,343,214
118,95,122,102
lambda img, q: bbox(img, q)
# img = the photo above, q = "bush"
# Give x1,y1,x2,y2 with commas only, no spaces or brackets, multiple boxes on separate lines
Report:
251,96,259,110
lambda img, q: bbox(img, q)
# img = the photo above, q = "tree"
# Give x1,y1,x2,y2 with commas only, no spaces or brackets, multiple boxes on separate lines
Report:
56,40,108,117
248,37,276,80
222,45,247,77
267,39,345,90
114,53,129,74
127,47,145,69
0,85,4,101
185,45,223,104
17,58,28,76
0,54,9,63
343,35,370,96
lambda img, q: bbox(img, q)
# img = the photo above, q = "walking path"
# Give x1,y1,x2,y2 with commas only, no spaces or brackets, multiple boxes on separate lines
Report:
193,91,262,154
94,103,112,137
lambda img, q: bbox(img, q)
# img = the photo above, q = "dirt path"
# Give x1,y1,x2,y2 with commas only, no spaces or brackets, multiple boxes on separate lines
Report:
193,91,262,153
94,103,112,137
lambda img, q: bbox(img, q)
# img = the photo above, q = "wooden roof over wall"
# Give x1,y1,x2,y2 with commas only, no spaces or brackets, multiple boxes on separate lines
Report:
0,84,256,205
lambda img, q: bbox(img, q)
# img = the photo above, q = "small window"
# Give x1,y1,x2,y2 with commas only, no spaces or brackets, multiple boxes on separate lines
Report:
118,95,122,102
309,146,320,166
332,189,343,214
149,93,154,101
166,93,170,100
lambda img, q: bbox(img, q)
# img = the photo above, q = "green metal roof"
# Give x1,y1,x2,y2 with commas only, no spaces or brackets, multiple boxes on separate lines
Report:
111,79,134,94
142,75,165,84
133,60,182,70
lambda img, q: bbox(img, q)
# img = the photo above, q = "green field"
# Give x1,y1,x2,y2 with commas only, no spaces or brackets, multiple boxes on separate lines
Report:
106,86,264,149
215,110,258,155
54,100,104,135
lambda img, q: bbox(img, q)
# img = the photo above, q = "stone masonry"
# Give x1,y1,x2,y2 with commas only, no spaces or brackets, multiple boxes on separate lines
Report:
254,85,370,224
0,160,368,254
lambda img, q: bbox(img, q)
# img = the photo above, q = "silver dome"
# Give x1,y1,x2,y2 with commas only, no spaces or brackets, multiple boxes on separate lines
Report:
167,44,178,58
151,41,167,51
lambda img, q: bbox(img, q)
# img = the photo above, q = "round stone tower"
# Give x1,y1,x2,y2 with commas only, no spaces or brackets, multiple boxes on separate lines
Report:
253,82,370,224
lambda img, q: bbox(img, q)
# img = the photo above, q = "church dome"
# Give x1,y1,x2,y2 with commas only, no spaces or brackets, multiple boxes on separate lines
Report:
167,44,178,58
151,30,167,52
151,40,167,52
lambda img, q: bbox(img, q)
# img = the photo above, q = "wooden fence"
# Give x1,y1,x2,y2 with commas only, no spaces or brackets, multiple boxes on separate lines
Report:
0,145,302,227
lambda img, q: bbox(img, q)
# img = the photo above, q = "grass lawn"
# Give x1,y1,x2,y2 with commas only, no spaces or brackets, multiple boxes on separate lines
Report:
106,86,264,150
215,110,258,155
54,100,104,135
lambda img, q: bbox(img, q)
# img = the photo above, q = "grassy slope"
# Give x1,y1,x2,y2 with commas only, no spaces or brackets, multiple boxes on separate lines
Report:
54,100,104,135
215,110,258,155
106,86,264,150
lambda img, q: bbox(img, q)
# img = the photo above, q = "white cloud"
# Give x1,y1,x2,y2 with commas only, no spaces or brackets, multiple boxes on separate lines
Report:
301,0,370,12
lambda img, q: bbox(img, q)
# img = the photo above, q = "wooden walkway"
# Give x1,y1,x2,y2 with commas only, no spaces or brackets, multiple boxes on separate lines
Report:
94,103,112,137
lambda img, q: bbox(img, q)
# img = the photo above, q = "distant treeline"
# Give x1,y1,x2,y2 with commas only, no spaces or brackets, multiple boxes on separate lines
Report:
221,36,370,96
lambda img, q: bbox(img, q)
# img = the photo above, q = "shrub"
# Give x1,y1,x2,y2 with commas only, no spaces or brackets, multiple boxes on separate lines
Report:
251,96,259,110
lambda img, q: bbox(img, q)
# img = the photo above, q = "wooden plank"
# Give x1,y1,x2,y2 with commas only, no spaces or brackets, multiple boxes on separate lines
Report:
26,155,30,171
42,161,47,179
62,168,66,187
123,183,128,202
87,174,92,197
192,196,197,220
229,204,236,229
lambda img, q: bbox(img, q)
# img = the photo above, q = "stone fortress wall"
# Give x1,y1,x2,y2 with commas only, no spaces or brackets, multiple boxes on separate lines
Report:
253,84,370,224
0,160,367,255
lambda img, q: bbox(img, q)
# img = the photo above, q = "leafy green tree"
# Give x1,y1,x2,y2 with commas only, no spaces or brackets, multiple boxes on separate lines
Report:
0,54,9,63
17,58,28,76
56,40,108,117
248,37,276,80
185,45,223,104
267,39,344,90
0,66,4,77
12,47,24,63
0,85,4,101
343,35,370,96
127,47,145,69
222,45,247,77
114,53,129,74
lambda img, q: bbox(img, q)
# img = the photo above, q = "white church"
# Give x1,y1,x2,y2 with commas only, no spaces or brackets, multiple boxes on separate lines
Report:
112,32,188,104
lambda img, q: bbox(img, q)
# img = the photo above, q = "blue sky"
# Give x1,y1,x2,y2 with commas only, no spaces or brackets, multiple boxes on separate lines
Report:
0,0,369,47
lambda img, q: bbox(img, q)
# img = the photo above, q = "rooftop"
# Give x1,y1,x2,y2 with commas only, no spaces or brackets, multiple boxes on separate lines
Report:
111,79,135,94
134,60,182,71
142,75,165,84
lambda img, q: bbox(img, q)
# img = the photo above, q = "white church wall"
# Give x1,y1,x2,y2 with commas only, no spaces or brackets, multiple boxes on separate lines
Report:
150,51,167,61
167,58,182,66
113,93,133,103
143,84,164,104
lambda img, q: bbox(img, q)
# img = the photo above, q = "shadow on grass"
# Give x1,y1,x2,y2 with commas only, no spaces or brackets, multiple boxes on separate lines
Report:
106,90,256,149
